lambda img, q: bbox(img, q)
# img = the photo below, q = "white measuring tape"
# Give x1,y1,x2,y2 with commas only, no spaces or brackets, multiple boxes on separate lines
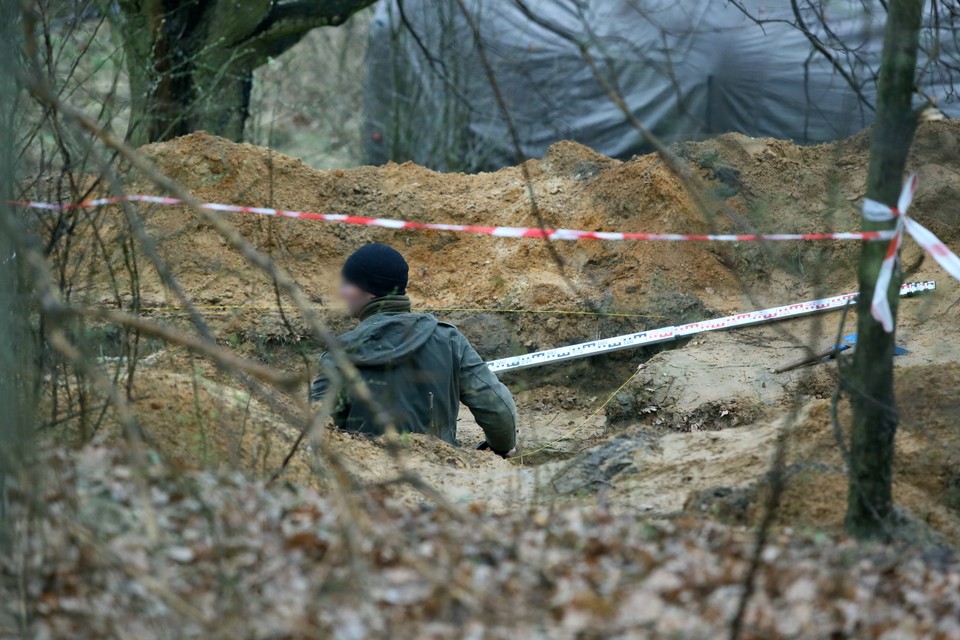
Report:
487,280,936,373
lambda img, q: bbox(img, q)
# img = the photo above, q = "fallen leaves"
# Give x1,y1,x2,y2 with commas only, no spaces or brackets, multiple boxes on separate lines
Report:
2,445,960,639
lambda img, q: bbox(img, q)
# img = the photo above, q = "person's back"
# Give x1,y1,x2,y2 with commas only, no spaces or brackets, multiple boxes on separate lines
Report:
310,244,517,455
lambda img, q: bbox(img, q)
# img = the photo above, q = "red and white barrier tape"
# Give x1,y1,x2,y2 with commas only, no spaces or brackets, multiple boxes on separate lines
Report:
10,194,897,243
863,175,960,332
13,186,960,334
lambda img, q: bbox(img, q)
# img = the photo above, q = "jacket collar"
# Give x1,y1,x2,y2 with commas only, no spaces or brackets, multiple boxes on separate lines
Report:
357,295,412,322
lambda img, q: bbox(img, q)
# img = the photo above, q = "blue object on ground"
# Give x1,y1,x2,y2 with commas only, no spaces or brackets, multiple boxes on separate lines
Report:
839,333,909,356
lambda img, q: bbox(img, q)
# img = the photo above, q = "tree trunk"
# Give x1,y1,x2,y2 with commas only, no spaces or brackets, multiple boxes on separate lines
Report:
124,48,253,145
0,1,35,550
117,0,377,146
845,0,924,540
119,0,253,145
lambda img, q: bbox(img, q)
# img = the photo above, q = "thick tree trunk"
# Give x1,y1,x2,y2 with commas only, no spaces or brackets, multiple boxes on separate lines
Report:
117,0,377,146
845,0,924,539
125,50,252,145
119,0,257,145
0,1,34,550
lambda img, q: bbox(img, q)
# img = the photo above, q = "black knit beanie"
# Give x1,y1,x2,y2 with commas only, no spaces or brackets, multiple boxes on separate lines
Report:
341,243,409,297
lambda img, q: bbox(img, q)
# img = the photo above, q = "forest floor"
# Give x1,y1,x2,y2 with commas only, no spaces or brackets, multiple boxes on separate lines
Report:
7,121,960,638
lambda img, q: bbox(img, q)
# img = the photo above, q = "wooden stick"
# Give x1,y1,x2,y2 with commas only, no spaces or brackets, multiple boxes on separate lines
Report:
774,345,846,374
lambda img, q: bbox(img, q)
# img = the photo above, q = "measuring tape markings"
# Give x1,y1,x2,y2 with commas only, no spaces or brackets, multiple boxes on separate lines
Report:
488,328,678,373
488,281,937,373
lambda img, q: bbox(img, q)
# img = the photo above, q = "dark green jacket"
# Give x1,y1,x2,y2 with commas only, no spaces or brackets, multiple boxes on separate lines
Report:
309,297,517,452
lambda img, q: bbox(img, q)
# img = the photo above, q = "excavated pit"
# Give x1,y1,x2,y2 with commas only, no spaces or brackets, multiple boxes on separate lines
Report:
42,122,960,541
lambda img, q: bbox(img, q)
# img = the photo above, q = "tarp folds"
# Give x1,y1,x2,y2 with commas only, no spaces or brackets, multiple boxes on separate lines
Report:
364,0,959,172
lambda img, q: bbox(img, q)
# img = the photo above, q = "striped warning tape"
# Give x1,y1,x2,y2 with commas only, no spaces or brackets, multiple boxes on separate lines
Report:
12,178,959,341
9,194,897,243
487,281,936,373
863,175,960,332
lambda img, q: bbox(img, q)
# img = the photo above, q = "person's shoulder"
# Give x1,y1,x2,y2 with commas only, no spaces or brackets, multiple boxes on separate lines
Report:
337,324,363,344
436,319,470,337
433,319,467,341
436,322,477,354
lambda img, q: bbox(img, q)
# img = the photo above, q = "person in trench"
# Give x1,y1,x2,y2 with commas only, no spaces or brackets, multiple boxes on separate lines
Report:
309,243,517,457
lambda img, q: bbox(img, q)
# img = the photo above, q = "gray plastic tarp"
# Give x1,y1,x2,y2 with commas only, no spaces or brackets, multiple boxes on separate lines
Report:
364,0,959,171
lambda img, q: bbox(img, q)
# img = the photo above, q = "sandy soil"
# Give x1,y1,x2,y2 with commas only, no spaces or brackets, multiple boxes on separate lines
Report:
48,120,960,543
